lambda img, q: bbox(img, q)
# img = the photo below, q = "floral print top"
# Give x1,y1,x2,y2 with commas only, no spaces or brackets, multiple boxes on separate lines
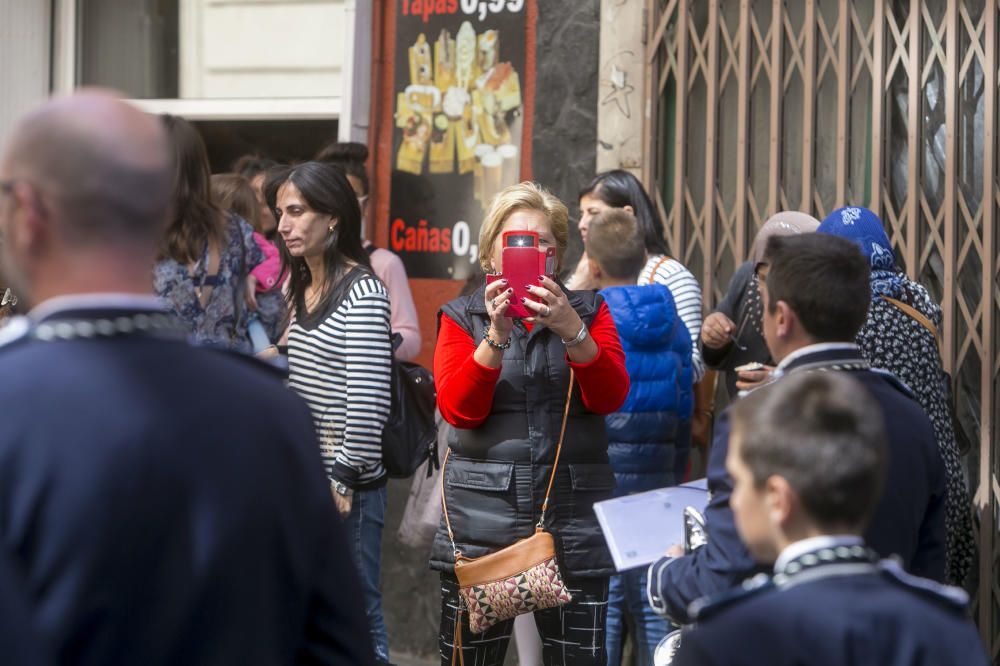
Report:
154,214,264,353
856,276,974,586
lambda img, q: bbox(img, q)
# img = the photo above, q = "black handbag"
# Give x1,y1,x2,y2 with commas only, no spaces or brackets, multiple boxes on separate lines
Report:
382,332,439,478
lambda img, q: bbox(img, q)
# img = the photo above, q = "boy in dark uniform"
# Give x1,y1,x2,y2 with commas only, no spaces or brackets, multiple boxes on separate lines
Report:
673,372,985,666
648,234,946,623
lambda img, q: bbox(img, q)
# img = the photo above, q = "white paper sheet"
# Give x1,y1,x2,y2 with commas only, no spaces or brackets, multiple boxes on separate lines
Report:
594,480,709,572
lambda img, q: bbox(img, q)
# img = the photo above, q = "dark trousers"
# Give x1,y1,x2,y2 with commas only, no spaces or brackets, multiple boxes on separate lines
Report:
438,572,609,666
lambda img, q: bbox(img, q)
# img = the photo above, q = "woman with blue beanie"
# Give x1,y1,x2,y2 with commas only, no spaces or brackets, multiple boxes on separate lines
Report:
817,206,974,586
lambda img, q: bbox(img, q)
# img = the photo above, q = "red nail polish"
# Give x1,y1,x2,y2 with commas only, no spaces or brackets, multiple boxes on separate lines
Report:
538,275,545,281
507,288,513,294
520,297,526,303
501,279,508,284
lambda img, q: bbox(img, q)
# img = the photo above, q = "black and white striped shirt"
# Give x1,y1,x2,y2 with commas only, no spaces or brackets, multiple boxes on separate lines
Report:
638,254,705,381
287,275,392,490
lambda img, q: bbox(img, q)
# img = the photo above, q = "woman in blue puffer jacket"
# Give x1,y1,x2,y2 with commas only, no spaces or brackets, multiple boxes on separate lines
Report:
585,208,694,666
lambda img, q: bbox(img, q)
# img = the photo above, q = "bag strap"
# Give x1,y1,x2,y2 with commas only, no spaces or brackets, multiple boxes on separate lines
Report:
538,370,575,528
647,256,671,285
882,296,941,355
440,370,576,556
297,264,368,328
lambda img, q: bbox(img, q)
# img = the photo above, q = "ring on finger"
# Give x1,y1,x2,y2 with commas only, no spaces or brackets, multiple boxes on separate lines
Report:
543,305,552,317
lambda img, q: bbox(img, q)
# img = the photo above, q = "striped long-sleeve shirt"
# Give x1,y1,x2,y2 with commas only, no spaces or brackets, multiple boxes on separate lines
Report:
638,254,705,381
287,275,392,490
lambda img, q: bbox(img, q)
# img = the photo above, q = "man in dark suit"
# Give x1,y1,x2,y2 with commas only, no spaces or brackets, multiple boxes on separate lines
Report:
673,371,985,666
0,90,372,664
647,233,946,624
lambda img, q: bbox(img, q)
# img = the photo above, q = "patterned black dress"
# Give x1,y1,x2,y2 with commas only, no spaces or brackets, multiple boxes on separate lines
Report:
856,275,974,586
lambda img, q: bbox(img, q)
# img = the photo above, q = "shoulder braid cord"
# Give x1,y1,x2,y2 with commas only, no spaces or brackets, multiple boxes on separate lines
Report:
440,370,576,666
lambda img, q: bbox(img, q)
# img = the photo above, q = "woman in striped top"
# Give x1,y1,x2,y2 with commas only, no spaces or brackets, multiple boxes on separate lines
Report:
570,170,706,490
571,170,705,381
270,161,393,664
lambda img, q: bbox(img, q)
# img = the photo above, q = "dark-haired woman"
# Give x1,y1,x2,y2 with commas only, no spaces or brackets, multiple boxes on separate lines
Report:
271,161,393,664
154,115,263,352
571,170,705,382
316,141,422,361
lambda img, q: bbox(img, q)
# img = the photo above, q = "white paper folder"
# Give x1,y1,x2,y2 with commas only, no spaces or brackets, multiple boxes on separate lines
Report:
594,479,710,572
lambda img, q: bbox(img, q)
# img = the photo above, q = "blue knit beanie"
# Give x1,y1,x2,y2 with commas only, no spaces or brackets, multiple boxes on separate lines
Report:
817,206,896,272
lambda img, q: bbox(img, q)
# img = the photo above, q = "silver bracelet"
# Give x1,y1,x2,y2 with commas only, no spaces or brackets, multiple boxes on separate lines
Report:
562,323,589,347
483,328,512,350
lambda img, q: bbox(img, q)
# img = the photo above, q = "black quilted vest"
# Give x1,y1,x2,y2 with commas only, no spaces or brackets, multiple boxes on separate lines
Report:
430,286,616,578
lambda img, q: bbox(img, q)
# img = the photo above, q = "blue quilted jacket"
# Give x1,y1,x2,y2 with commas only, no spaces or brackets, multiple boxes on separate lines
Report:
600,284,694,494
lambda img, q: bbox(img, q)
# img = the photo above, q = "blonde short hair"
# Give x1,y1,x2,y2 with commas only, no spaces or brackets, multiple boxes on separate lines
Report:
478,182,569,272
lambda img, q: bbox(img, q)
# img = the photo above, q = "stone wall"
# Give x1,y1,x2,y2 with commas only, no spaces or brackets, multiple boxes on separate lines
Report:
533,0,601,275
381,1,601,661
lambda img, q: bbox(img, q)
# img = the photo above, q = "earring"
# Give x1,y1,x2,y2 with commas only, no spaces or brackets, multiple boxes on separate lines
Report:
328,225,335,233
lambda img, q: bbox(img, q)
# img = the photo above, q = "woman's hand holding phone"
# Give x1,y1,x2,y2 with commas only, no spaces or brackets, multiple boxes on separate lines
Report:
474,279,516,370
523,276,583,340
485,278,514,340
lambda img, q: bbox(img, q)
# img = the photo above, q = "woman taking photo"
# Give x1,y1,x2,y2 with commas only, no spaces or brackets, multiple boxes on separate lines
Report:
433,182,629,665
155,115,263,352
269,162,393,665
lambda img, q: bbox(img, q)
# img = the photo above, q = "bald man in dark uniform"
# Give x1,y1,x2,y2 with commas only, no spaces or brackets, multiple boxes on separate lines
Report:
0,90,372,665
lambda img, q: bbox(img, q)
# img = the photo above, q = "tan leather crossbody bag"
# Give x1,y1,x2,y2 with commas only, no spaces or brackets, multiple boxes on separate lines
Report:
441,371,576,660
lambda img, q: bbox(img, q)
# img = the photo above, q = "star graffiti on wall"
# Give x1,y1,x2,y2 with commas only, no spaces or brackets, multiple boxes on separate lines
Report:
601,64,635,119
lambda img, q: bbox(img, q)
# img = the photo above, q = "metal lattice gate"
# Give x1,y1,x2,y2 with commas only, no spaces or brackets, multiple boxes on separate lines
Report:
643,0,1000,657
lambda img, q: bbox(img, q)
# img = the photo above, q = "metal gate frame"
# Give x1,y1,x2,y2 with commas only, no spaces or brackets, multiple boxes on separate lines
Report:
643,0,999,656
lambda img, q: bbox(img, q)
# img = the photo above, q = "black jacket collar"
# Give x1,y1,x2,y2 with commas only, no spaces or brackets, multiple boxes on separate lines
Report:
777,343,870,376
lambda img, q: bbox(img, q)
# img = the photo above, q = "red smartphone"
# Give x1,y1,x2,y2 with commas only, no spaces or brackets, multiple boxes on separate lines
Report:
485,231,555,318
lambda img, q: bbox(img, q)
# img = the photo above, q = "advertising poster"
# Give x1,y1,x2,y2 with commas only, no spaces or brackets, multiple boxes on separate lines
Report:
387,0,534,280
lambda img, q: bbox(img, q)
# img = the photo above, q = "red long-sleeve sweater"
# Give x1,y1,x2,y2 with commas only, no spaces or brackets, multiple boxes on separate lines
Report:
434,303,630,428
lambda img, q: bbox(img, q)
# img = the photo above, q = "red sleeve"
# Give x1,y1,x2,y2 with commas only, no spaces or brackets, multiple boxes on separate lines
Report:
433,314,501,428
569,302,629,415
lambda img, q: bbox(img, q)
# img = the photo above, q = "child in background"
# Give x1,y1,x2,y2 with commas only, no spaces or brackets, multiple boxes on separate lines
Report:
672,372,987,666
585,209,694,666
232,155,279,241
210,173,287,345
